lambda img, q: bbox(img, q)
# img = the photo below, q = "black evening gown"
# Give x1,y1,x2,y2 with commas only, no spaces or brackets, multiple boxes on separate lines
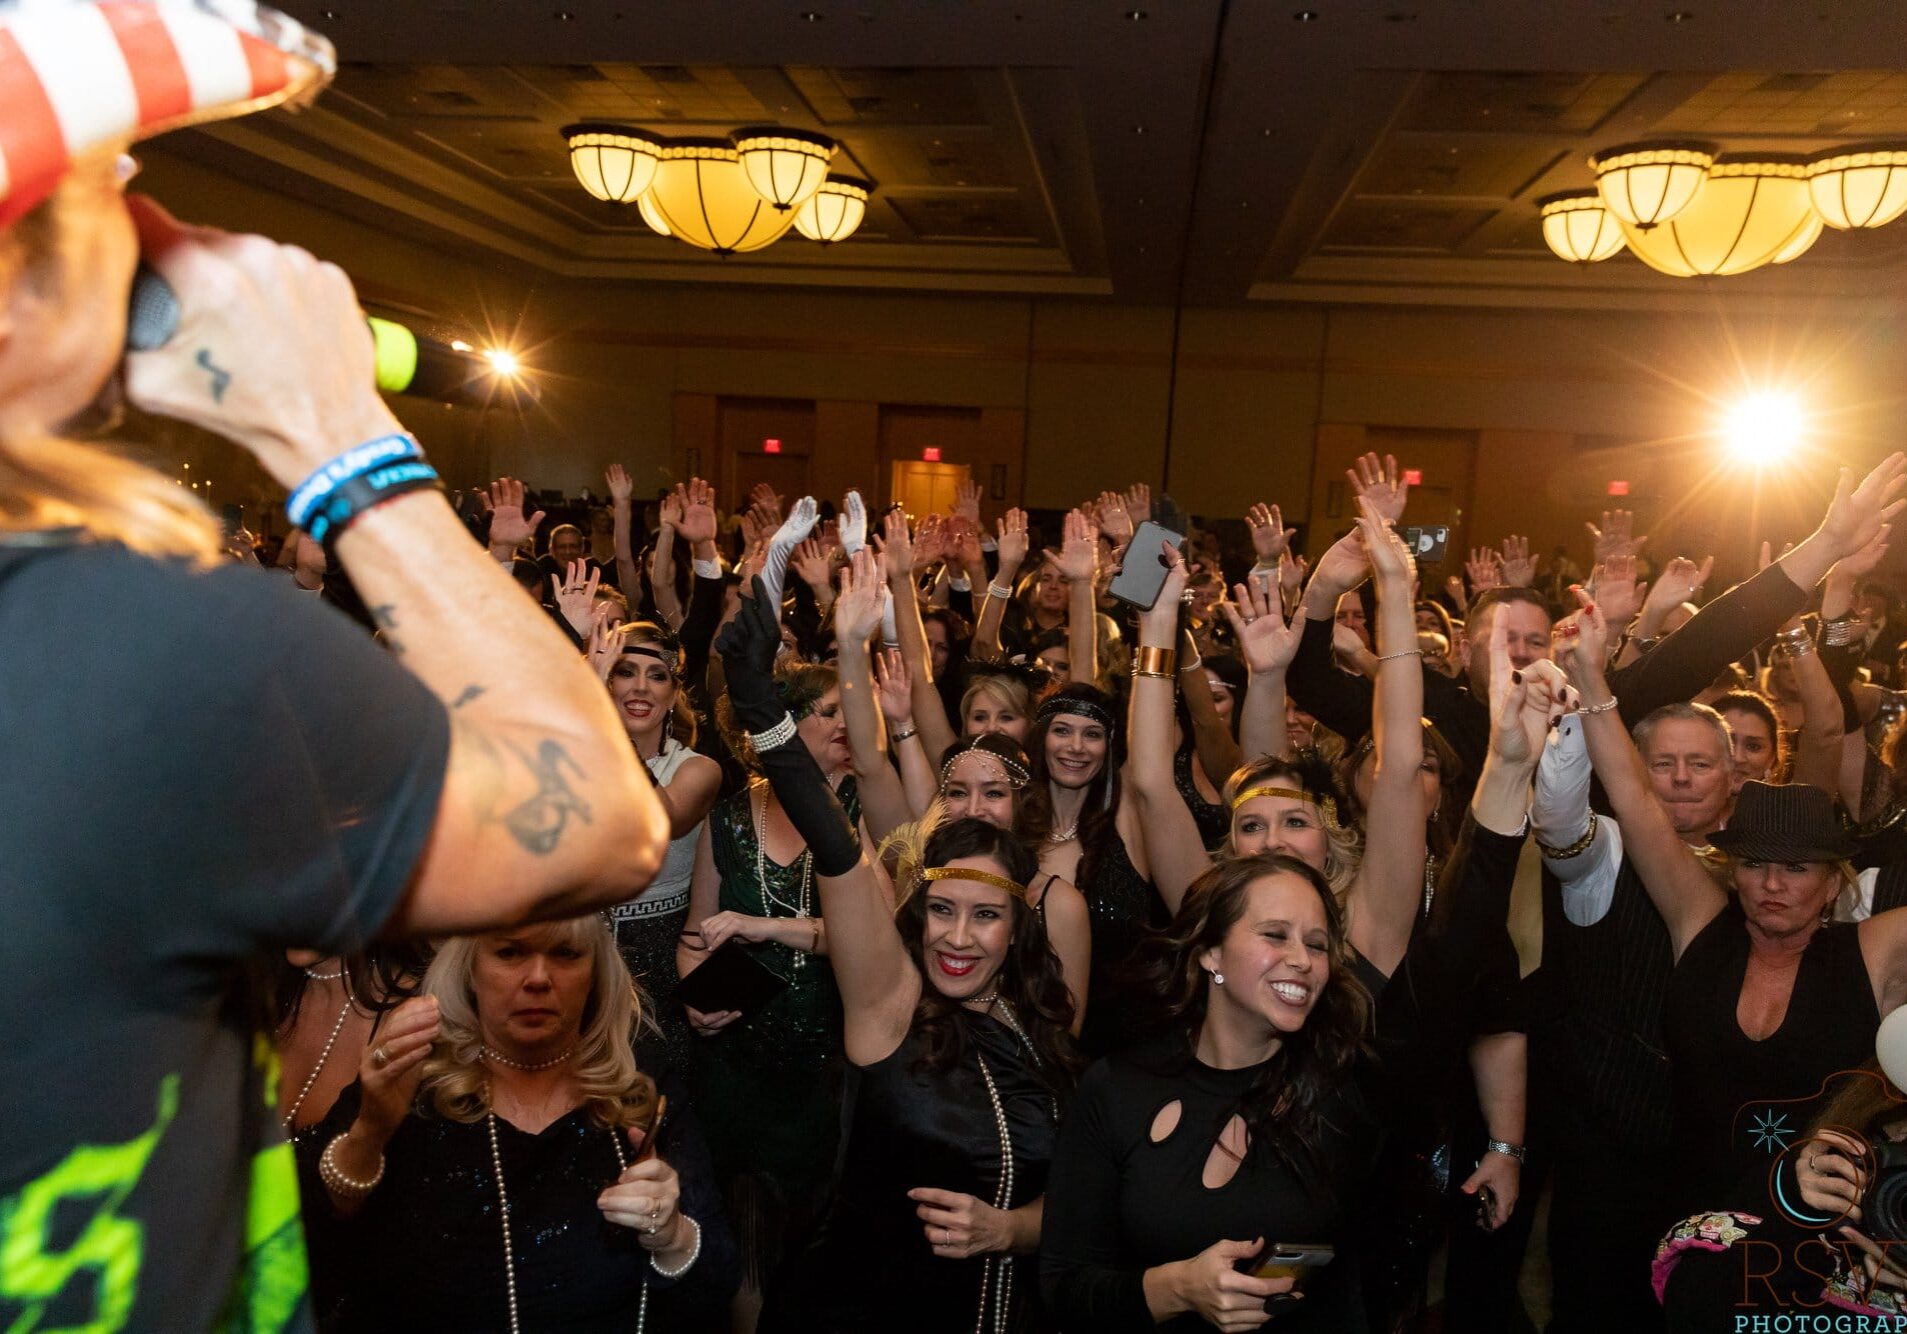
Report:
762,1008,1060,1333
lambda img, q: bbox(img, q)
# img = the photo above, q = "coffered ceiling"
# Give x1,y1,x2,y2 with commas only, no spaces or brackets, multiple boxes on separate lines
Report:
143,0,1907,308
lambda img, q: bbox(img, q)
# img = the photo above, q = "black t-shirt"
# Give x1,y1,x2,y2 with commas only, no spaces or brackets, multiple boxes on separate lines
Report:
0,536,449,1332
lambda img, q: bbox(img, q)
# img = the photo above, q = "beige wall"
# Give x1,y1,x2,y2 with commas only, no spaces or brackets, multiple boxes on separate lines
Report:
133,149,1907,573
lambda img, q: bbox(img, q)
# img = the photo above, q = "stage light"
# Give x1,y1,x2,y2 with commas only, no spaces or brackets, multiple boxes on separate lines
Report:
1722,391,1806,466
483,348,521,376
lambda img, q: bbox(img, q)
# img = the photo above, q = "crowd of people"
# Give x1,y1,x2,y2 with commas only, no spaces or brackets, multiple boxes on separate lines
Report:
253,444,1907,1333
12,7,1907,1330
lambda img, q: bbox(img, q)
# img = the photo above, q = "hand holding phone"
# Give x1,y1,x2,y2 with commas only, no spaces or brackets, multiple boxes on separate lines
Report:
1107,520,1185,610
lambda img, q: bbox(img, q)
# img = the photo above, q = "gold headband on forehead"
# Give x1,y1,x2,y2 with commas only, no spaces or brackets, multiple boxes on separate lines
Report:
919,866,1027,899
1229,784,1346,833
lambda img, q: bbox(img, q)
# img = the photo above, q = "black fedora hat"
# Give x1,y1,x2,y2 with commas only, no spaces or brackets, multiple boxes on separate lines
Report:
1709,782,1858,863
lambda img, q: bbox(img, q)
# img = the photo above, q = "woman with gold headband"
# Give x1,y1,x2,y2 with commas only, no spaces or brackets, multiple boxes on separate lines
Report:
718,576,1079,1333
1130,496,1433,986
830,548,1094,1030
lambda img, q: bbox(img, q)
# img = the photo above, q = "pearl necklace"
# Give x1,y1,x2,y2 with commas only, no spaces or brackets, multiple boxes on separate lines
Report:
482,1045,576,1072
282,977,355,1133
303,965,345,982
1046,820,1079,844
972,1052,1014,1334
752,781,814,970
487,1105,640,1334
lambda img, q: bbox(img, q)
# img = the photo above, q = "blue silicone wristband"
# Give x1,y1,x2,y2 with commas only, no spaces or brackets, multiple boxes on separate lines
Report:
286,433,422,529
305,459,442,548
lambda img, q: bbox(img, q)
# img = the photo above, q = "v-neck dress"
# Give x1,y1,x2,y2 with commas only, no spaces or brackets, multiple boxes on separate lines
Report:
1661,902,1878,1213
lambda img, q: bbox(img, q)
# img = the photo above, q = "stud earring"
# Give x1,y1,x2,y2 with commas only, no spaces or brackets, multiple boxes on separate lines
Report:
1212,971,1225,986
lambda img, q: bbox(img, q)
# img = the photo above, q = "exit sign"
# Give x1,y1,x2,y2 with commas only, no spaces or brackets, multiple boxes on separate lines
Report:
763,438,782,454
1402,468,1422,486
1607,479,1630,496
922,447,942,462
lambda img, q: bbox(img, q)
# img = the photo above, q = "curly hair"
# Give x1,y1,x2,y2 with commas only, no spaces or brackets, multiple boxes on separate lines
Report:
890,817,1080,1092
1221,750,1364,898
1136,853,1372,1191
716,657,837,772
417,915,658,1132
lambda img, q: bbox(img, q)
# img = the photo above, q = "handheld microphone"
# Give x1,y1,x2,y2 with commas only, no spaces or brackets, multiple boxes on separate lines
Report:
126,265,517,406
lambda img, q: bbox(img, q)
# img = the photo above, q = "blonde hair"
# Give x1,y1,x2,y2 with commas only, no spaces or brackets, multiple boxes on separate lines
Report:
0,180,219,563
417,914,657,1131
961,674,1031,730
1220,754,1364,899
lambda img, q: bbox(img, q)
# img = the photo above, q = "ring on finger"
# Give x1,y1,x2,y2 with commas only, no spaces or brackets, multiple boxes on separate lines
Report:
371,1045,390,1068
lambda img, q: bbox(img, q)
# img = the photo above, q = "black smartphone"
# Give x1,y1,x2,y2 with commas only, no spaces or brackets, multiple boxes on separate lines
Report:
1107,520,1185,611
1401,524,1450,565
1252,1242,1335,1281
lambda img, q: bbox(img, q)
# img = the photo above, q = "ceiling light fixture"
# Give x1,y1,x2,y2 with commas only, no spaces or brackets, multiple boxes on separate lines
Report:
1590,141,1713,230
636,191,672,237
1539,191,1625,263
646,140,801,254
1807,147,1907,230
732,126,836,211
793,175,871,243
1618,155,1817,277
562,123,662,203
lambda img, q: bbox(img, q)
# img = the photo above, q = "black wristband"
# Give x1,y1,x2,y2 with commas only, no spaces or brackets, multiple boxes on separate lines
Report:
308,460,443,551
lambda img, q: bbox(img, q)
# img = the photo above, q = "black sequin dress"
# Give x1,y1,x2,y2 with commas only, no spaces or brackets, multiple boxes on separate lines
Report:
1077,827,1164,1057
692,776,860,1284
1173,741,1230,851
763,1008,1060,1333
300,1075,737,1332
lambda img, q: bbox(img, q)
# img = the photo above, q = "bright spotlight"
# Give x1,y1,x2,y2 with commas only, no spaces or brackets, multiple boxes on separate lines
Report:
1722,390,1805,466
483,348,521,377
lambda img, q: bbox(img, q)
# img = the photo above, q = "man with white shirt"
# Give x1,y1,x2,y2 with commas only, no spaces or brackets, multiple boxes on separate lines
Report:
1529,702,1736,1332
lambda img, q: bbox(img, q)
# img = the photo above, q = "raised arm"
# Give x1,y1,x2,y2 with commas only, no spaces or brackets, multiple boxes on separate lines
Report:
833,549,916,845
1054,509,1101,689
649,486,685,629
605,463,642,607
1344,499,1428,977
1227,572,1303,761
873,648,938,818
1124,543,1215,913
1553,591,1726,958
715,578,916,1065
881,509,957,769
1784,615,1850,798
971,508,1027,666
1285,528,1385,745
1177,626,1243,786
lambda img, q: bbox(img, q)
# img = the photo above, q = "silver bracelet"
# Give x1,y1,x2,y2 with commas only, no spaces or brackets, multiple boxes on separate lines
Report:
1579,694,1619,715
1485,1138,1527,1163
652,1216,703,1278
986,581,1014,601
748,713,798,752
1375,647,1423,662
1821,616,1864,648
890,726,918,743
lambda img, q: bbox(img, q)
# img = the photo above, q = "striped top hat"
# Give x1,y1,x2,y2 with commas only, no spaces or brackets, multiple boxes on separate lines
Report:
0,0,334,227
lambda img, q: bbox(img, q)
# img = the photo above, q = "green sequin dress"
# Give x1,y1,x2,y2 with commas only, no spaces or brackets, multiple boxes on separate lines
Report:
692,775,859,1285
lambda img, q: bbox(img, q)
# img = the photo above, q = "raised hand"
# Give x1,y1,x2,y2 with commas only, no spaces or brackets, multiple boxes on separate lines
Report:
1247,502,1296,565
789,537,833,592
1347,451,1409,525
1125,481,1153,524
1052,508,1100,584
1498,534,1536,588
1279,551,1308,604
1465,548,1503,596
1585,508,1648,564
749,482,784,527
1309,526,1372,600
1223,573,1302,677
948,516,984,573
1551,586,1610,695
834,547,889,646
1139,537,1190,641
658,485,685,531
1834,527,1892,582
994,508,1030,577
1644,554,1713,616
1356,495,1415,588
912,513,950,571
1487,614,1565,766
676,477,718,547
839,488,868,555
760,495,821,611
874,648,913,727
555,558,602,636
953,478,983,526
1814,453,1907,563
878,509,915,575
1095,489,1135,546
485,476,545,553
587,616,626,681
605,463,634,505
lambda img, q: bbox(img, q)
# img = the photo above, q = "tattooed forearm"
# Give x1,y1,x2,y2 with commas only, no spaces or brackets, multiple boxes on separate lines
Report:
499,739,592,855
452,684,487,710
370,603,406,657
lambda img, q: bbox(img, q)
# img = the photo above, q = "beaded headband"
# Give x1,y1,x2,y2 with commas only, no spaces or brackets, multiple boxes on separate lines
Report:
920,866,1027,899
1229,783,1347,834
940,748,1031,793
1037,695,1116,732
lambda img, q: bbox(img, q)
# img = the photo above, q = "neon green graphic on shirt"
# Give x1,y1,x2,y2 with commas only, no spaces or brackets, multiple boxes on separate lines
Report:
212,1038,308,1333
0,1075,178,1333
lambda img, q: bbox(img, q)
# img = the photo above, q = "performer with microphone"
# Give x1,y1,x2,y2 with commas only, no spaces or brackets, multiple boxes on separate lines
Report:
0,3,668,1330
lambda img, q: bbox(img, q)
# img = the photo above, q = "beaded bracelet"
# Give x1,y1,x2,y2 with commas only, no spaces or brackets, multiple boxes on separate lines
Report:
1375,647,1423,663
986,582,1014,601
652,1216,703,1278
319,1133,384,1197
748,713,798,752
1578,694,1620,715
286,432,422,529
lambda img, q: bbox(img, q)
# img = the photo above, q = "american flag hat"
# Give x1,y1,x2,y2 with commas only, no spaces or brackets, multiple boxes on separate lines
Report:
0,0,334,227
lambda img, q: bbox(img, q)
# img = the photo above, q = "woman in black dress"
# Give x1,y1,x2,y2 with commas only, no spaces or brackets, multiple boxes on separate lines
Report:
1556,588,1907,1213
716,571,1080,1333
300,914,737,1332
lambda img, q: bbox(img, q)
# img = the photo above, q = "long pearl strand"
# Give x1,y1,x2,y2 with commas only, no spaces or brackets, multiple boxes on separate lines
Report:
973,1053,1014,1334
282,976,355,1133
488,1103,639,1334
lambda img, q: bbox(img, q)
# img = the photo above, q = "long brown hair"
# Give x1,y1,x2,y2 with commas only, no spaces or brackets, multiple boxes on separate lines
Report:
1138,853,1373,1190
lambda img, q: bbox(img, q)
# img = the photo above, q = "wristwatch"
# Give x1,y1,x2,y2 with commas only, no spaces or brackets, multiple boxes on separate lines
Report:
1485,1138,1527,1162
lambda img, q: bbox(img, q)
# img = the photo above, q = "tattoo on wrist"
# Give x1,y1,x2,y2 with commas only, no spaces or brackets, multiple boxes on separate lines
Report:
452,684,487,710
